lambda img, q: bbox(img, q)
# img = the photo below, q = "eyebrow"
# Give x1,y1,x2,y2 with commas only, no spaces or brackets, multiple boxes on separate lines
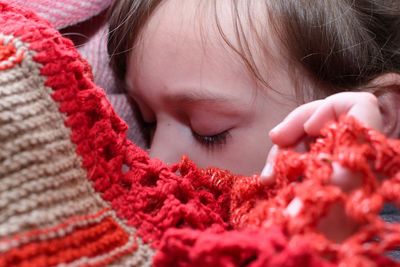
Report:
164,87,237,105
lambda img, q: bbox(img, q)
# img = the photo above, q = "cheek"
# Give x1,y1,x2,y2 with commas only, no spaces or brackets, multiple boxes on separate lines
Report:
149,120,194,164
149,117,273,176
227,127,272,174
190,127,271,176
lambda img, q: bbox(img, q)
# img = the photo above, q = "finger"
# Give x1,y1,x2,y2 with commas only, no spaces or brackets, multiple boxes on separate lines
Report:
330,162,363,193
284,197,303,217
291,135,316,153
269,100,323,147
304,92,382,136
317,202,359,242
347,94,383,131
260,145,279,184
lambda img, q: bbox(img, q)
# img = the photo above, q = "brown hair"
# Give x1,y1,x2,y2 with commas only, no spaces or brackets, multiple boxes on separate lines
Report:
107,0,400,99
107,0,162,81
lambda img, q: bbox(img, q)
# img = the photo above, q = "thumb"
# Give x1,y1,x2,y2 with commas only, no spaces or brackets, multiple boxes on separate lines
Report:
260,145,279,184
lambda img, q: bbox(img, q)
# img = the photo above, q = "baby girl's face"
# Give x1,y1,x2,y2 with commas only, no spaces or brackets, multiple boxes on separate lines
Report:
126,0,300,175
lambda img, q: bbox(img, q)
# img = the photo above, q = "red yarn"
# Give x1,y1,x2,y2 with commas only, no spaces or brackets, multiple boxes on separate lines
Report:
0,209,137,267
1,2,400,266
0,36,24,70
153,227,336,267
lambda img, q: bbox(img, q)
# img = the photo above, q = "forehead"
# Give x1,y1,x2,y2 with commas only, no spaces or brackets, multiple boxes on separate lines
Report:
136,0,263,50
131,0,279,76
133,1,254,66
126,0,294,104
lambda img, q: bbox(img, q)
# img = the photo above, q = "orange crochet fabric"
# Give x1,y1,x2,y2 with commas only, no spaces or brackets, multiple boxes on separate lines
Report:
0,2,399,266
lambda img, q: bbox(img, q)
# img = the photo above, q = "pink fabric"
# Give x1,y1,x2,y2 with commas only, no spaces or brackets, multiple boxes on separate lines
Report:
6,0,112,29
77,22,120,94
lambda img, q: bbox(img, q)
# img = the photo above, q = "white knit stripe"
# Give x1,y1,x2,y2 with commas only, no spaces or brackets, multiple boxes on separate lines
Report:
0,128,68,160
0,168,82,209
0,69,42,96
0,112,61,140
0,154,79,193
0,192,102,237
0,139,75,176
0,176,94,222
0,89,43,110
0,97,56,124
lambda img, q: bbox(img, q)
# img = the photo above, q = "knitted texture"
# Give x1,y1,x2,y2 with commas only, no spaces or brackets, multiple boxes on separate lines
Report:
0,2,399,267
0,3,153,266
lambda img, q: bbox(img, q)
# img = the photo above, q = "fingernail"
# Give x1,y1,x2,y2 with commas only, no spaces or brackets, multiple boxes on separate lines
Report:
261,163,273,177
267,145,279,161
284,198,303,217
270,123,283,135
260,163,274,184
260,145,279,184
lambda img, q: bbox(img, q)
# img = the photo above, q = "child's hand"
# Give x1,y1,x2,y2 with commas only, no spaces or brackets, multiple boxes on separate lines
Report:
261,92,383,242
269,92,382,147
262,92,383,180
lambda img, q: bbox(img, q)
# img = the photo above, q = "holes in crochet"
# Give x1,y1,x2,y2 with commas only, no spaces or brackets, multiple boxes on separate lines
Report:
240,254,258,266
86,110,101,128
121,163,130,174
103,143,116,161
199,193,211,206
296,175,304,183
140,171,159,187
381,203,400,223
175,188,189,204
387,251,400,263
119,176,132,190
175,218,186,228
144,197,163,215
73,66,84,81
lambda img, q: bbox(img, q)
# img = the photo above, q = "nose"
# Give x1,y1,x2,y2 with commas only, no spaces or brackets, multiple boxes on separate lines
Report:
148,122,186,164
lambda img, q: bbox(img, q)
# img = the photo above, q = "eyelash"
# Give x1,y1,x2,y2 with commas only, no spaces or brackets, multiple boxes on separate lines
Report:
192,130,231,150
141,119,231,150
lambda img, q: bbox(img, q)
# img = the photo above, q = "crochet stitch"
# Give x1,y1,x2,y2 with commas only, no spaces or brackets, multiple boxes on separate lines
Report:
0,2,399,266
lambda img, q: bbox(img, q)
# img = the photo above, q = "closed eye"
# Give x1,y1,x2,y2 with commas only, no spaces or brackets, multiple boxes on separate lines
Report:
192,130,231,150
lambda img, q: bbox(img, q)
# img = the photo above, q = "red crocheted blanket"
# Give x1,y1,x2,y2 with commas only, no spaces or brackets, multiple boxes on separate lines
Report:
0,2,399,266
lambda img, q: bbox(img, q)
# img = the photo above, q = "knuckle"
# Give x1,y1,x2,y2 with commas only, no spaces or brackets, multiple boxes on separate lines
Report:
360,92,378,105
327,91,378,106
